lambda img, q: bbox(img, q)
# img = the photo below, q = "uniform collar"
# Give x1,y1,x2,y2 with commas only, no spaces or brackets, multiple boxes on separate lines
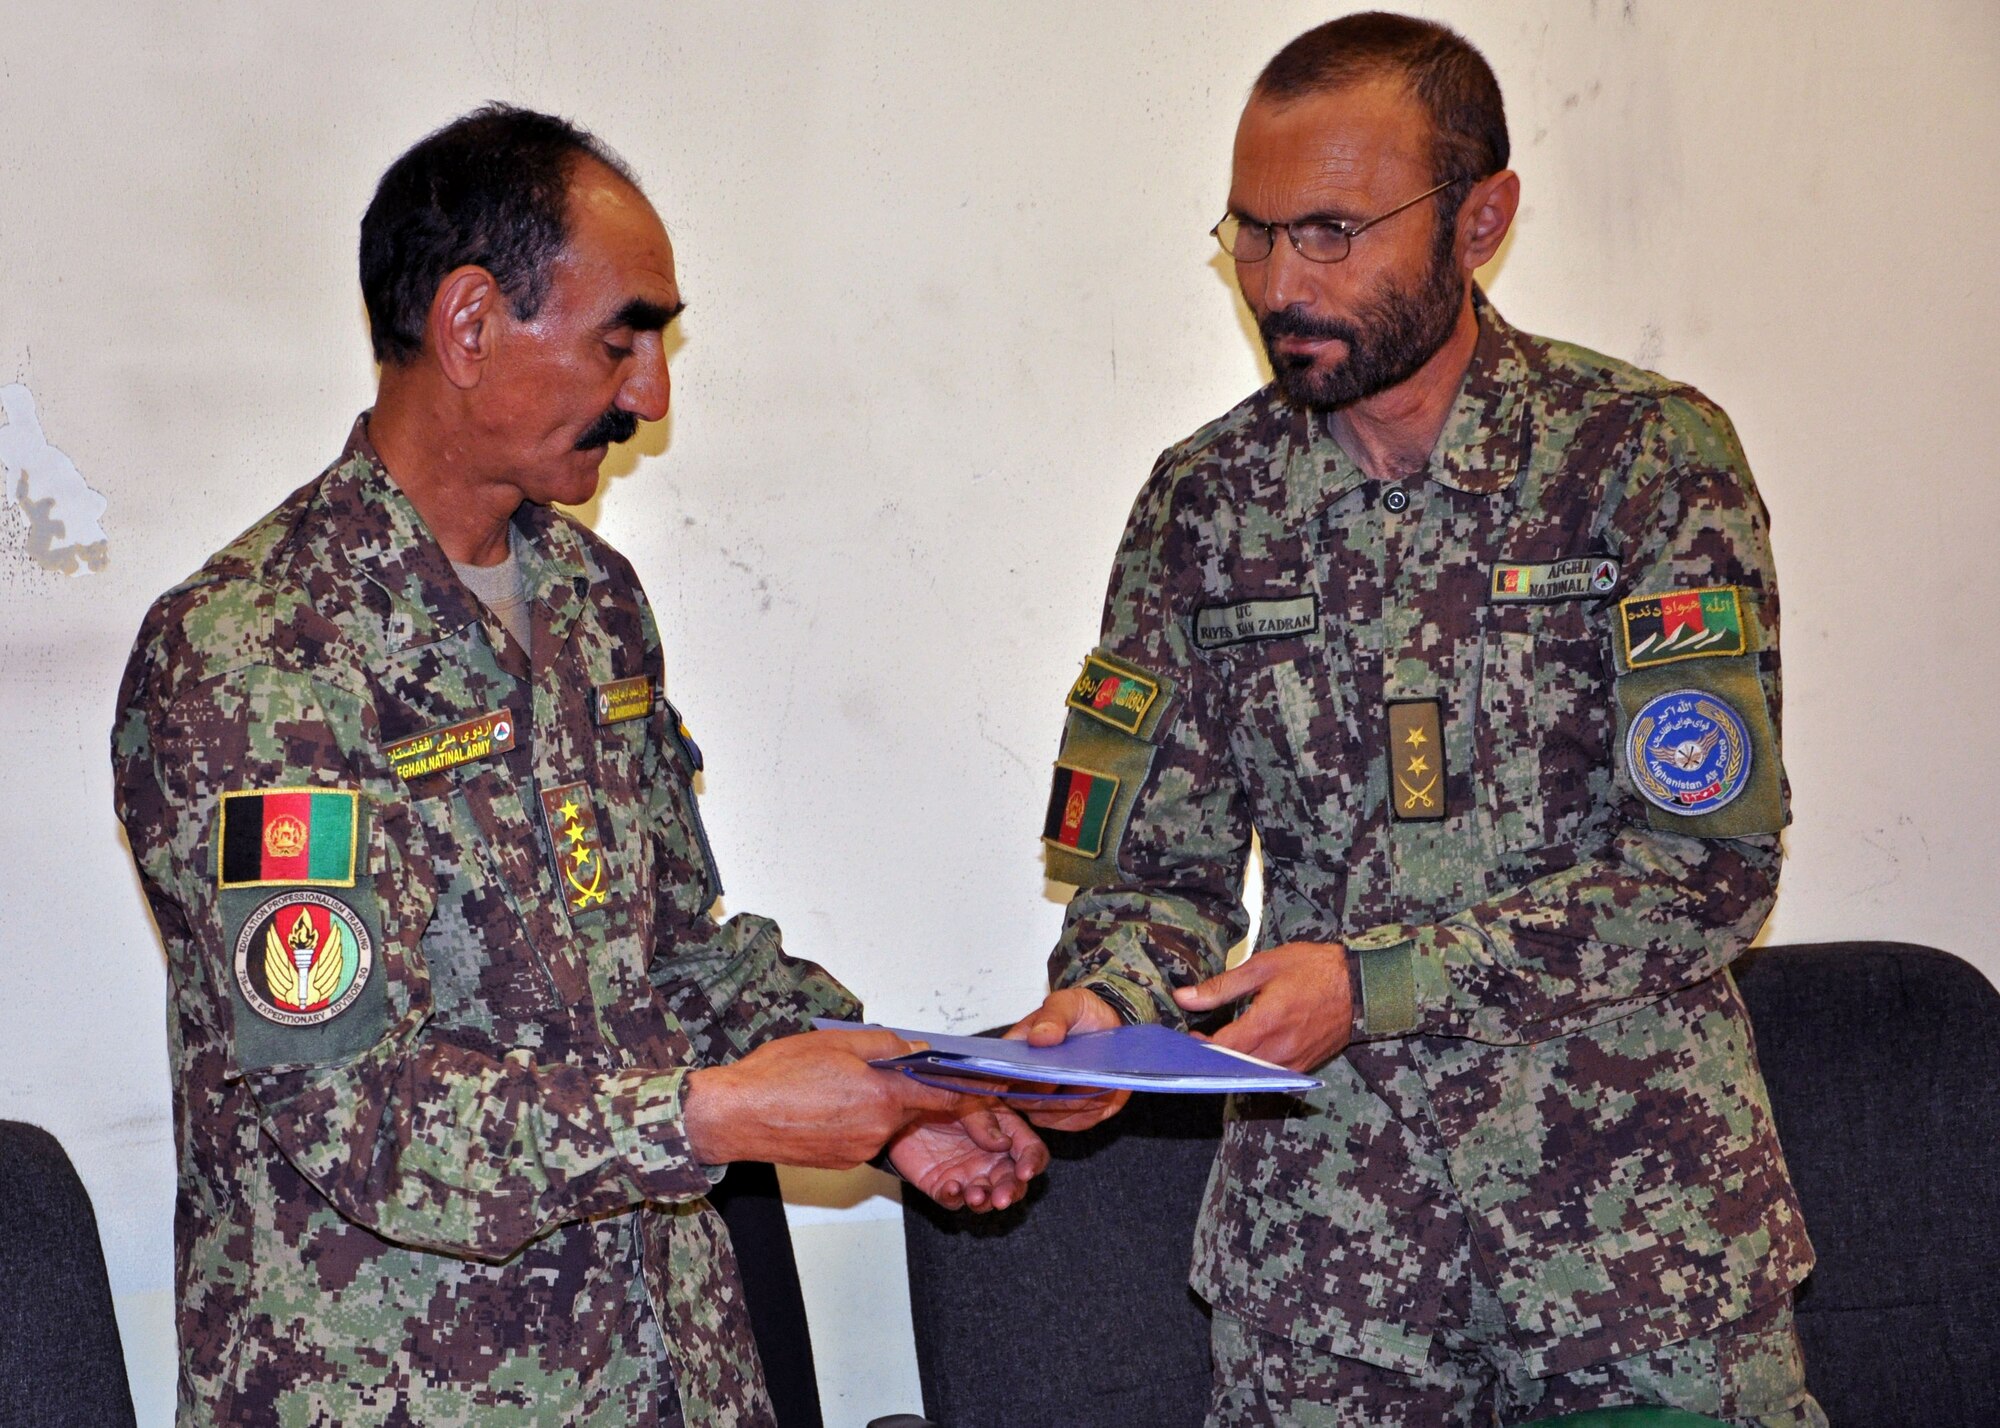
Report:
312,414,592,657
1283,289,1536,525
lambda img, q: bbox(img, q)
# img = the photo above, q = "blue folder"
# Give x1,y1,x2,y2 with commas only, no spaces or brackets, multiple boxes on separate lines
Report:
814,1019,1321,1097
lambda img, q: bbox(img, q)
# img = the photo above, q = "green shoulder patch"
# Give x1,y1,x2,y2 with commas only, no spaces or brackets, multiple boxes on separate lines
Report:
1619,586,1746,669
1066,655,1160,735
1614,655,1785,837
218,878,389,1072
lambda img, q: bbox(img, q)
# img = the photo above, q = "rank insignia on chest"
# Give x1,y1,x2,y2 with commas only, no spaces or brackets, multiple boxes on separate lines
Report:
1489,556,1620,604
594,675,656,726
217,788,359,888
383,709,517,780
1386,699,1447,822
1042,763,1119,858
1066,656,1160,734
539,781,609,915
1618,586,1746,669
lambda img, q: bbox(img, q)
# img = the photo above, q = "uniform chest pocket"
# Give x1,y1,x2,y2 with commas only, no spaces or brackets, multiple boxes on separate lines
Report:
1206,622,1355,783
1474,602,1612,856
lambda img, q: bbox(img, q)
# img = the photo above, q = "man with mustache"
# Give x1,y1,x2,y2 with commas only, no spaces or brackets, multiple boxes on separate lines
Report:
112,105,1043,1427
1018,14,1819,1425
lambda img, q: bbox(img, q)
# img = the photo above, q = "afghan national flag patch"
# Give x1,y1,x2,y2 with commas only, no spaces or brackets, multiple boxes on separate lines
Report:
1066,656,1159,734
218,789,359,888
1042,763,1119,858
1619,586,1747,669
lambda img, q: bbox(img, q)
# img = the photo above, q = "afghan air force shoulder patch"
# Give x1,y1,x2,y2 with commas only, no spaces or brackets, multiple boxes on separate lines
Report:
1626,688,1753,816
233,890,374,1027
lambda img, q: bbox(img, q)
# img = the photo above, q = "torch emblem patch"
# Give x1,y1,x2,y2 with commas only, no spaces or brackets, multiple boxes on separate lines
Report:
233,890,373,1026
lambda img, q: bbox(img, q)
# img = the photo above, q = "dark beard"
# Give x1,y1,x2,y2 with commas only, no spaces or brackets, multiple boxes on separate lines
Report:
1259,229,1464,411
575,406,639,451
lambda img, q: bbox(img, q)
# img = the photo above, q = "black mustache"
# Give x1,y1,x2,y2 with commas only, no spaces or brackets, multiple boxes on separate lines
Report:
1259,309,1361,347
575,408,640,450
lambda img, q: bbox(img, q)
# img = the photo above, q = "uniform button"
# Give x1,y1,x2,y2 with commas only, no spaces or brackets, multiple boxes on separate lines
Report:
1383,487,1410,512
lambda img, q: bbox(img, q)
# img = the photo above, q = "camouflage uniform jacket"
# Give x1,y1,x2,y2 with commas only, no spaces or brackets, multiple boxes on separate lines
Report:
113,417,858,1427
1045,298,1812,1378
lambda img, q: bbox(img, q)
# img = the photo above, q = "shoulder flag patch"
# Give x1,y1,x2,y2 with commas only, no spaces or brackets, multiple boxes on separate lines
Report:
1066,657,1160,734
1620,586,1746,669
218,789,359,888
1042,764,1119,858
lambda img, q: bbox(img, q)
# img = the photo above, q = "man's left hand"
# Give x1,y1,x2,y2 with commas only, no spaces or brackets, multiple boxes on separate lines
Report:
1172,941,1354,1073
888,1105,1050,1212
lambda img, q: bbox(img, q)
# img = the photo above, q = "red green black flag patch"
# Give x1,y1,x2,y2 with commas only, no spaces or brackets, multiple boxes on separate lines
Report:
218,789,359,888
1066,657,1160,734
1042,764,1119,858
1619,586,1746,669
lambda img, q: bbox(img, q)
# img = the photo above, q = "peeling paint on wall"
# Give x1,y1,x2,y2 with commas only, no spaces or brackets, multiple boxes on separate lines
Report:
0,383,110,575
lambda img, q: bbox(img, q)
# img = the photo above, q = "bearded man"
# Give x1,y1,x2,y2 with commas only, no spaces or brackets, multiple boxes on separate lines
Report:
1016,14,1822,1426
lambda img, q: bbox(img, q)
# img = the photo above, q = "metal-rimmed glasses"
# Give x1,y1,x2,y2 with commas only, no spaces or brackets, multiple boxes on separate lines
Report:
1211,177,1456,264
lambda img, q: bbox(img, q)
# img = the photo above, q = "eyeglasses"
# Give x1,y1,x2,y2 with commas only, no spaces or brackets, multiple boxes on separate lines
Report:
1211,177,1457,264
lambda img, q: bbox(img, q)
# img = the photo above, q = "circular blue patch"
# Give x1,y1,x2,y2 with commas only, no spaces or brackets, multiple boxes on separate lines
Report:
1626,688,1753,816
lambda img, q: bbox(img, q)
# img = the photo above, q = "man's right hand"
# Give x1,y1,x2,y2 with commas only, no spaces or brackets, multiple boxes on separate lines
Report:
1003,988,1132,1132
683,1028,978,1168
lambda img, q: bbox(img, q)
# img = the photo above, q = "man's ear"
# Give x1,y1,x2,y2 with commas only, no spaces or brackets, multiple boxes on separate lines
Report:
1458,170,1520,274
429,265,502,390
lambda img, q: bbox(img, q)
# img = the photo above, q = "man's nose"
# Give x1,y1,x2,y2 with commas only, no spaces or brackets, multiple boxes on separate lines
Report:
620,340,671,423
1258,237,1321,314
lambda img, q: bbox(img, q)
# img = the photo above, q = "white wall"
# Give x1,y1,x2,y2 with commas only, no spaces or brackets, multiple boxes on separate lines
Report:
2,3,1994,1424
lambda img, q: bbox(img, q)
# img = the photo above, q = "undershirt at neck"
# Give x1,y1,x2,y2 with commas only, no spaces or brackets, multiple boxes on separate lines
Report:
451,525,533,658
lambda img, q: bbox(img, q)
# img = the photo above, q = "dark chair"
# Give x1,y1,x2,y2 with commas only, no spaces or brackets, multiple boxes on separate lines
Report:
1733,942,2000,1426
883,942,2000,1428
0,1120,138,1428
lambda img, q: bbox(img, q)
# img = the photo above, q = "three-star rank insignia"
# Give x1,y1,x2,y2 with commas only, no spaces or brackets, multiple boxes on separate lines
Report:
540,781,610,916
1386,698,1447,822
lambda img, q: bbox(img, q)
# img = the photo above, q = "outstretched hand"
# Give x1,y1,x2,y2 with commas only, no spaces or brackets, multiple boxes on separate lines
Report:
1002,987,1132,1132
1172,942,1353,1073
889,1104,1049,1212
683,1028,981,1169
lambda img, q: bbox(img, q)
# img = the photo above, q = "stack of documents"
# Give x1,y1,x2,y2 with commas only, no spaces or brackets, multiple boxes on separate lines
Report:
815,1019,1320,1097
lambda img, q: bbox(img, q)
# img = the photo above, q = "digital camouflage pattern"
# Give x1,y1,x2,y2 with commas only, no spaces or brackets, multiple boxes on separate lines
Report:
113,417,860,1427
1046,297,1812,1385
1209,1291,1822,1426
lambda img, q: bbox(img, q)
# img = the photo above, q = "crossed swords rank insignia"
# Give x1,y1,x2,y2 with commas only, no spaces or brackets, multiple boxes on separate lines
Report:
539,781,611,917
1386,698,1448,823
